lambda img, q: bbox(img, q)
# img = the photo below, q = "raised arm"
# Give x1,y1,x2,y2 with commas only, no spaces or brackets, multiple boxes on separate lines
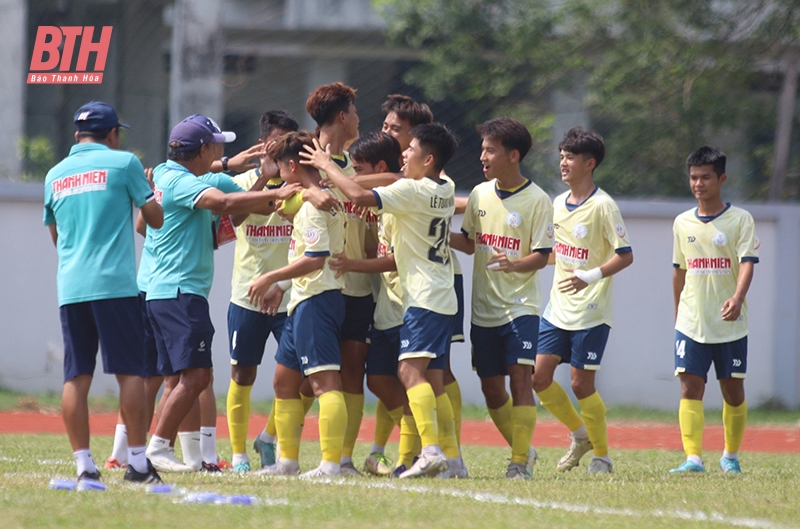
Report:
300,139,378,208
196,184,301,216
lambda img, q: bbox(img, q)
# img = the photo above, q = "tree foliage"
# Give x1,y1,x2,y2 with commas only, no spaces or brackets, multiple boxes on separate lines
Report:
376,0,800,199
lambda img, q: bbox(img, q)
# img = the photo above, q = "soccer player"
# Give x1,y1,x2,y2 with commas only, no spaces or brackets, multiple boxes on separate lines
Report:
225,110,300,473
670,146,758,474
44,101,164,484
300,123,460,478
144,115,299,472
531,127,633,474
248,131,348,478
452,118,552,479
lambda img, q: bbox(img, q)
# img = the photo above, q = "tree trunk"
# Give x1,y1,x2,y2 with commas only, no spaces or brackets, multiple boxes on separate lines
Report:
768,53,799,202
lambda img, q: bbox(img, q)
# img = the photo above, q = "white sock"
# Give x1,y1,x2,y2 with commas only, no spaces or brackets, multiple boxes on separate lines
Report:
73,449,96,476
278,458,299,472
110,424,128,463
178,431,203,470
200,426,217,464
595,455,612,464
320,460,340,474
147,435,170,455
340,456,353,465
369,444,385,454
421,445,443,456
127,445,147,473
258,430,275,444
722,451,738,460
687,455,703,466
232,453,250,466
572,425,589,440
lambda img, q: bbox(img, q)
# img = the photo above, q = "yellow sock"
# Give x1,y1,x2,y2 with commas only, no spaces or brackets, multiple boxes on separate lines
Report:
274,398,303,460
226,380,252,455
301,393,316,416
537,381,584,432
511,405,537,465
488,398,514,446
444,381,462,446
723,399,746,455
265,399,277,437
579,392,608,457
678,398,704,458
373,400,397,448
318,391,347,464
407,383,438,448
435,394,460,459
341,392,364,459
398,413,420,468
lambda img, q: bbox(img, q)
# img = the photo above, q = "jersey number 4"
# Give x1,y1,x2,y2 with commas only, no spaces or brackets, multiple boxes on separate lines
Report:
428,218,451,264
675,340,686,358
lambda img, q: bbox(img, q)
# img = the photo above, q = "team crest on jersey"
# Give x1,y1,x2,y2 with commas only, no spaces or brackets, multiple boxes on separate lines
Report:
506,211,522,228
754,236,760,250
615,223,626,238
305,228,320,245
572,223,587,239
712,231,728,247
546,222,554,238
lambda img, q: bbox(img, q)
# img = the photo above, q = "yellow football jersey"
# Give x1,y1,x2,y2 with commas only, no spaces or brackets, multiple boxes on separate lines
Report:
373,213,404,330
544,187,631,330
462,179,554,327
373,176,457,316
673,204,758,343
286,194,346,315
230,170,293,312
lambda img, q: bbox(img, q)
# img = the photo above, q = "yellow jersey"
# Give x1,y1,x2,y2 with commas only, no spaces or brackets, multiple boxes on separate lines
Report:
373,213,404,330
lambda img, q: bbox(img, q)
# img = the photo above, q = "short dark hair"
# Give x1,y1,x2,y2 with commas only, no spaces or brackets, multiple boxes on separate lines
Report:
259,110,299,140
268,130,316,164
476,118,532,161
167,143,202,162
687,145,726,177
349,132,402,173
558,127,605,169
76,128,115,141
305,82,357,127
410,123,459,173
381,94,434,127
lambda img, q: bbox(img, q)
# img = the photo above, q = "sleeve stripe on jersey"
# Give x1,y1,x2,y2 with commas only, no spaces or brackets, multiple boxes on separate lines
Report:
143,193,155,203
615,246,633,254
461,227,472,239
741,256,759,263
533,247,553,254
673,263,682,268
305,251,330,257
371,189,383,210
192,187,213,206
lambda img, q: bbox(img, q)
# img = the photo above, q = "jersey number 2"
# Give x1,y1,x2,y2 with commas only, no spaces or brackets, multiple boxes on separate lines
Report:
428,218,451,264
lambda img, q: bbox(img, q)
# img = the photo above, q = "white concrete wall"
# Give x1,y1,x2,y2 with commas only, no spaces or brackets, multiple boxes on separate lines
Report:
1,183,796,409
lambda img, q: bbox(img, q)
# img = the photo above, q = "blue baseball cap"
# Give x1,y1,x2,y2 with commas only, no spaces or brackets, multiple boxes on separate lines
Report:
168,114,236,152
74,101,129,131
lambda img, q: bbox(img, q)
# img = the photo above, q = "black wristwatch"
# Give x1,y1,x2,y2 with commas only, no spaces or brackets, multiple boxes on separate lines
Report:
221,156,229,171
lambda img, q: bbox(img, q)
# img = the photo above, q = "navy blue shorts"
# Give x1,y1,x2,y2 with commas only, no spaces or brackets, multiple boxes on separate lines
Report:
399,307,452,370
451,274,465,343
227,302,287,367
275,290,345,376
674,331,747,383
59,297,145,382
366,325,401,376
341,294,375,343
471,315,539,378
147,293,214,376
537,318,610,370
139,292,160,378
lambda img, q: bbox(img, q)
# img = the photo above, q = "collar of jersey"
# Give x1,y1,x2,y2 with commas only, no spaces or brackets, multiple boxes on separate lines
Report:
69,142,110,155
423,175,449,185
495,178,531,199
695,202,731,223
565,186,598,211
266,177,284,189
163,159,197,176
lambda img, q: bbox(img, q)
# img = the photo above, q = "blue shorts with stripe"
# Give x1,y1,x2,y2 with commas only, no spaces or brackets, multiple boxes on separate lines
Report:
341,294,375,343
674,330,747,383
139,292,160,378
366,325,400,376
227,302,287,367
451,273,465,343
275,290,345,376
399,307,451,370
147,293,214,376
537,318,610,370
471,315,539,378
60,296,145,382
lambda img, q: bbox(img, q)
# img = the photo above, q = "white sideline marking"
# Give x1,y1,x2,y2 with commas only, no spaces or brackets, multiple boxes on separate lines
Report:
313,479,781,529
0,456,70,465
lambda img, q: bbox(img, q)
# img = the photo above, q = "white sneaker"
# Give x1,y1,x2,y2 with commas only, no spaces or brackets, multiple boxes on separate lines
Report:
252,459,299,476
587,457,613,474
557,437,593,472
146,447,194,473
436,458,468,479
300,465,341,479
399,451,447,479
339,461,362,477
364,452,393,476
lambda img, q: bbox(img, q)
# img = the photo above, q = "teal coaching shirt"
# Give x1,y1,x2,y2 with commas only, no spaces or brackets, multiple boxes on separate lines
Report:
43,143,154,306
145,161,242,300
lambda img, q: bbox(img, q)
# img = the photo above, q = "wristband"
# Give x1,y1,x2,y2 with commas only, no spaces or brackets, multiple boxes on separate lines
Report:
573,267,602,284
221,156,229,171
276,280,291,291
487,262,501,270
